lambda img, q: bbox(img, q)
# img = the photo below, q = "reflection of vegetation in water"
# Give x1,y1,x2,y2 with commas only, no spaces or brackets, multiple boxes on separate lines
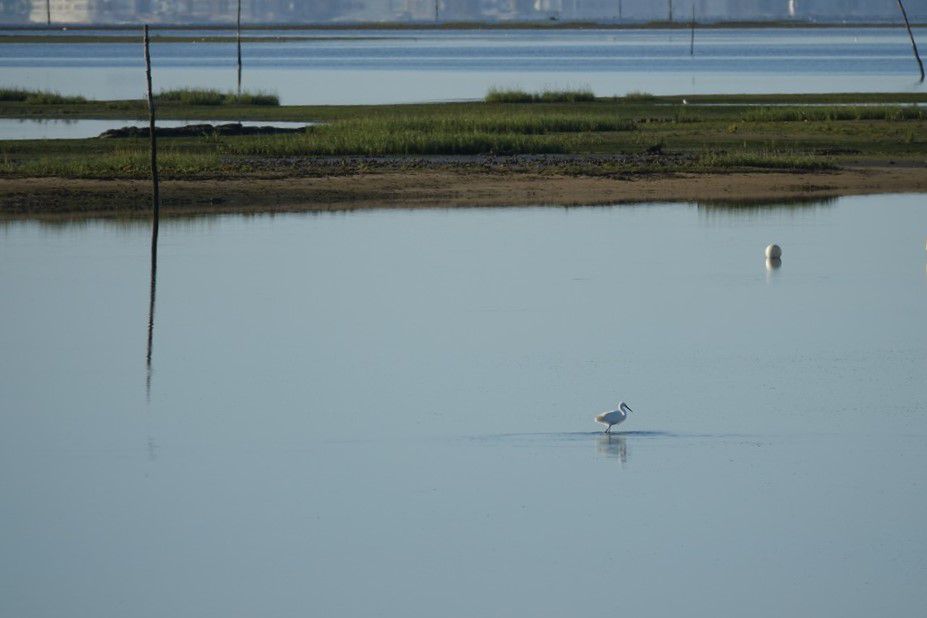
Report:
0,213,233,230
699,195,837,210
697,196,837,221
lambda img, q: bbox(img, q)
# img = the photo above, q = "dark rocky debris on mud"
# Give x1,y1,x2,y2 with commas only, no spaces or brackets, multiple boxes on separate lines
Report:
99,122,308,138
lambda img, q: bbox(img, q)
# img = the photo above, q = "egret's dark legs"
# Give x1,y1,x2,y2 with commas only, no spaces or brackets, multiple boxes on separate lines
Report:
604,425,611,434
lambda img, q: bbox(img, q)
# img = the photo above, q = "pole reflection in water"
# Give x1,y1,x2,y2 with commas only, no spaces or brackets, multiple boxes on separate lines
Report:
146,217,158,401
147,435,159,462
597,434,628,464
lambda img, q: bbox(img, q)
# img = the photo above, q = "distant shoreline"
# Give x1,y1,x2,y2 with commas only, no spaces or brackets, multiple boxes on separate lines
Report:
1,20,926,33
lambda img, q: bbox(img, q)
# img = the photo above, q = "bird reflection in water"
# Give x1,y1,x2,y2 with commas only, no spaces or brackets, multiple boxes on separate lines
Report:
597,434,628,464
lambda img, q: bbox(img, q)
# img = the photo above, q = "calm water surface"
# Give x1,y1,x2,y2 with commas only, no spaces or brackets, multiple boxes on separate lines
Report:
1,195,926,617
1,28,926,103
0,118,310,140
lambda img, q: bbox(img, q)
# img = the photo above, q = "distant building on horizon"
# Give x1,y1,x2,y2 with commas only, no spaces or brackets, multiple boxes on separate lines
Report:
12,0,927,25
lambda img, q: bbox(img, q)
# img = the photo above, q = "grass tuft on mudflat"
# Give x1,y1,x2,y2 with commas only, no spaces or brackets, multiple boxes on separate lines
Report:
622,91,659,102
485,88,596,103
698,150,836,170
0,88,87,104
156,88,279,106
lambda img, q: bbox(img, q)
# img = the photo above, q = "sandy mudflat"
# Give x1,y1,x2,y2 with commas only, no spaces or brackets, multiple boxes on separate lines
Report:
2,165,925,218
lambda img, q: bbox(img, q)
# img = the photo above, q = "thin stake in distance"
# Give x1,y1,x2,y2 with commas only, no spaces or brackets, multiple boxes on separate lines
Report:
237,0,243,97
897,0,925,82
144,24,159,221
690,4,695,56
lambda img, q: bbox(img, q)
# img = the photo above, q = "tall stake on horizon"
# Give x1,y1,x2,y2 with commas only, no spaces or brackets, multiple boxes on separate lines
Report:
143,24,160,398
144,25,159,223
690,4,695,56
237,0,243,96
668,0,673,22
897,0,924,82
45,0,50,24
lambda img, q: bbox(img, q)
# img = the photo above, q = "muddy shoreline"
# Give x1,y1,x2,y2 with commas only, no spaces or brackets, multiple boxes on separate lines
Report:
2,163,925,219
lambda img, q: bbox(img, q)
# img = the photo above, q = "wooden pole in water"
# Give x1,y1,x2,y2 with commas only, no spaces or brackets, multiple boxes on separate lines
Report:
689,4,695,56
668,0,672,22
144,24,160,399
46,0,50,24
144,25,159,224
897,0,924,82
236,0,242,97
617,0,622,21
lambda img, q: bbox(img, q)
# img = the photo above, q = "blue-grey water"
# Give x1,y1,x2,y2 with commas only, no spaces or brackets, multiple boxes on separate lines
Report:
1,27,926,103
0,118,310,140
1,194,926,617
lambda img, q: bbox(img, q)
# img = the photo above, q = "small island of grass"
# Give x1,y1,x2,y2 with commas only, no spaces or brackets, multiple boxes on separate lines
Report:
2,88,927,216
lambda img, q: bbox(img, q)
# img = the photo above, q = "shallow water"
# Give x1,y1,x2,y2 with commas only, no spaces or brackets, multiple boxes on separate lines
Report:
1,27,926,103
1,195,926,617
0,118,310,140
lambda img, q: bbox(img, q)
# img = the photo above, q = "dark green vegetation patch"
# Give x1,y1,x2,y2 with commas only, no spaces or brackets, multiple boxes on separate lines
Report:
2,90,926,178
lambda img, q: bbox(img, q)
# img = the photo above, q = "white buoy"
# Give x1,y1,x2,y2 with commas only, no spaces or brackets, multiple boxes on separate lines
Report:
765,244,782,259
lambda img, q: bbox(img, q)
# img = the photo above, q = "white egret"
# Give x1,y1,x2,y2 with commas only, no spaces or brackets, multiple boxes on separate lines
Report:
595,401,633,433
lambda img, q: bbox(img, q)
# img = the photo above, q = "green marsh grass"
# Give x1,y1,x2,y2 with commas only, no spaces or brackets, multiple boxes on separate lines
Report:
0,88,87,105
485,88,596,103
698,150,836,170
0,147,220,178
3,94,926,178
743,106,927,122
222,112,633,156
622,91,659,102
156,88,279,106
